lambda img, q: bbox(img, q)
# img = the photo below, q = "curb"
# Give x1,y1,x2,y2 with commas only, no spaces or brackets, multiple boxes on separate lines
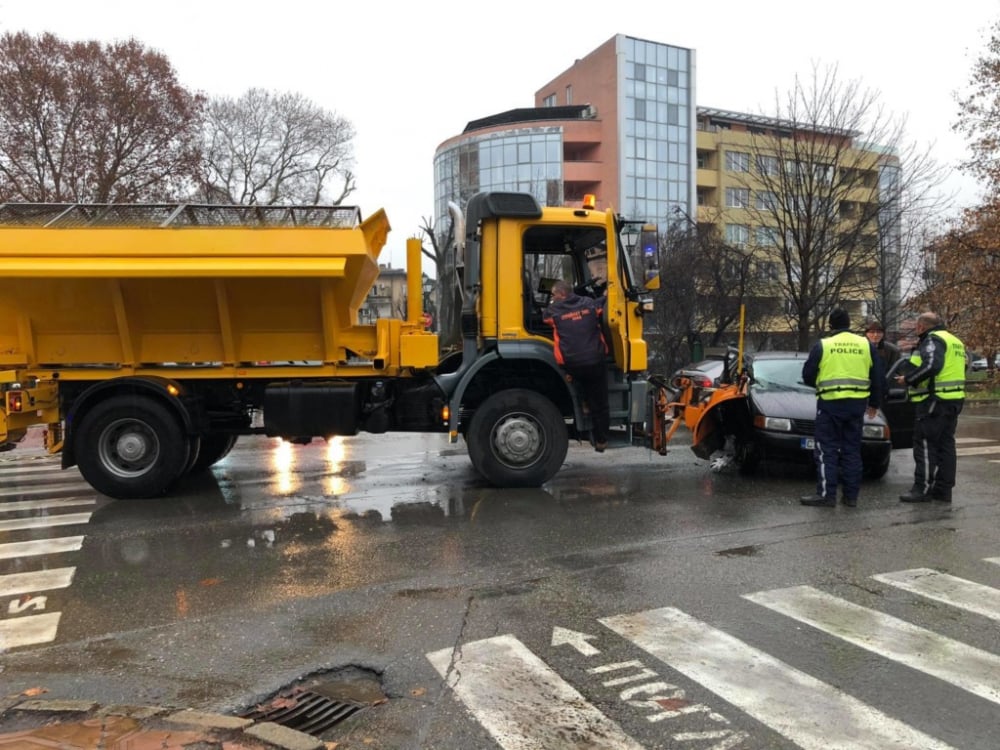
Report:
2,698,325,750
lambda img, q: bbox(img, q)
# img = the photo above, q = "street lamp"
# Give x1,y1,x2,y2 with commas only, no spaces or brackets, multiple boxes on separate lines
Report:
621,224,639,253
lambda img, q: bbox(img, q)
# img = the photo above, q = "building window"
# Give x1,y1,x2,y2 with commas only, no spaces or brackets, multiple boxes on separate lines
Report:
635,99,647,121
726,187,749,208
542,94,556,107
755,226,779,247
757,155,779,176
635,63,646,82
565,85,572,105
725,151,750,172
756,260,779,279
755,191,777,211
726,224,749,247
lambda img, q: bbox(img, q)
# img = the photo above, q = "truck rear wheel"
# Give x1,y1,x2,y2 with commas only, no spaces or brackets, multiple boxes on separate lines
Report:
190,433,238,472
467,389,568,487
75,395,189,499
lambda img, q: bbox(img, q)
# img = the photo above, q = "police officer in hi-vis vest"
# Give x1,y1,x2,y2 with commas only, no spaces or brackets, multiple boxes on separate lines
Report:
800,308,883,507
897,312,966,503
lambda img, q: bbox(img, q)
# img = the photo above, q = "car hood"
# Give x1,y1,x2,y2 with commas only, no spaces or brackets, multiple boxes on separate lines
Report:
750,387,815,421
750,385,889,426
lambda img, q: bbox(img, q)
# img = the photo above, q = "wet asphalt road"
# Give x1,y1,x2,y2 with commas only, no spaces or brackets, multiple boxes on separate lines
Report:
2,404,1000,748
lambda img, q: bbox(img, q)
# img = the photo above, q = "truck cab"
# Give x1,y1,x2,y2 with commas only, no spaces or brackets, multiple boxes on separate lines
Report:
435,192,655,486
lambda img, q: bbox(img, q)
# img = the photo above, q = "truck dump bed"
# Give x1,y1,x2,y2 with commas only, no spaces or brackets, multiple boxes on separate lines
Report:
0,203,434,374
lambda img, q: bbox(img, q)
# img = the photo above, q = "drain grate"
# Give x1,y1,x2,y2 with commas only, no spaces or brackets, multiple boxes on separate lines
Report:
241,689,367,734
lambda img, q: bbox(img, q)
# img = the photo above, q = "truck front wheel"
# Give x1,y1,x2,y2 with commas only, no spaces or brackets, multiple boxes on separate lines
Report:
75,395,189,499
467,389,568,487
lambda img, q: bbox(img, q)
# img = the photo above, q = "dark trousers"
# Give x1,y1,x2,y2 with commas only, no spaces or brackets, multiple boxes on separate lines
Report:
912,398,963,492
567,361,610,444
813,399,866,500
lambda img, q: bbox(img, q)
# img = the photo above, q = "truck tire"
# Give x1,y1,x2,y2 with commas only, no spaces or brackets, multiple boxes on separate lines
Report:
190,434,238,472
467,389,568,487
75,395,189,499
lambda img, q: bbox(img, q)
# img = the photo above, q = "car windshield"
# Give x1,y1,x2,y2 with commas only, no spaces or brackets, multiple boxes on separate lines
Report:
751,358,815,393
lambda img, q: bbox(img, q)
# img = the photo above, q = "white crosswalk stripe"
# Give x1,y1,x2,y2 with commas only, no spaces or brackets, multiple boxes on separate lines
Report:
745,585,1000,705
0,536,85,560
0,567,76,596
955,445,1000,456
0,497,96,512
600,607,953,750
873,568,1000,621
0,511,92,532
0,482,95,499
0,612,62,650
427,634,643,750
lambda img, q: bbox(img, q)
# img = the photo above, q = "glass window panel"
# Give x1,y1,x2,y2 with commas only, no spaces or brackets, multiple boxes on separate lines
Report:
667,46,678,68
531,140,545,163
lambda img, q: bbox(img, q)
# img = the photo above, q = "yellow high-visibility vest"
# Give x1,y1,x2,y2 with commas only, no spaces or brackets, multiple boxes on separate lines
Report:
817,331,872,400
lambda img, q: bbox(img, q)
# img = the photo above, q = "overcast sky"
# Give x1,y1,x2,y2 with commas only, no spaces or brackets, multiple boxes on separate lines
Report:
3,1,998,267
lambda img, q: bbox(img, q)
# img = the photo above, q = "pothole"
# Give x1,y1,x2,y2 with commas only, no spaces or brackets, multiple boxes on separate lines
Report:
238,666,386,735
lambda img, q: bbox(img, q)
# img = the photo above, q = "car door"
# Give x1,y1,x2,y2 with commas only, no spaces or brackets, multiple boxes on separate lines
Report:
882,358,916,449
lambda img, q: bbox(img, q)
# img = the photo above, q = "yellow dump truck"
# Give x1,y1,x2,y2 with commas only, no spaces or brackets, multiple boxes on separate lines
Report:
0,193,658,499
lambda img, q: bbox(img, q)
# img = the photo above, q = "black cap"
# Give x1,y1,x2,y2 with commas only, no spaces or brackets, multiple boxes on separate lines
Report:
829,308,850,330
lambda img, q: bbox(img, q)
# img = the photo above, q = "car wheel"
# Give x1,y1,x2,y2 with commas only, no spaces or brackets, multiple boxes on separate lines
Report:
735,438,761,475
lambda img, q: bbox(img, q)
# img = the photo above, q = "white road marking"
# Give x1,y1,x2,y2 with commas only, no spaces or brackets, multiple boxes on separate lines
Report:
0,567,76,596
426,634,643,750
873,568,1000,621
955,445,1000,457
0,512,92,532
0,497,96,512
954,437,997,444
0,482,95,499
746,585,1000,705
0,463,73,476
0,536,85,560
0,612,62,649
601,607,954,750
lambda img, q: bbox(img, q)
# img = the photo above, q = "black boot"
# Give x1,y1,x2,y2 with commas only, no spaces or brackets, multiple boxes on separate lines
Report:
801,495,835,507
899,486,931,503
930,487,952,503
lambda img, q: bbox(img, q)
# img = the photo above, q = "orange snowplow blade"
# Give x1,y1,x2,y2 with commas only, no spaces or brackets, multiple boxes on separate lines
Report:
648,372,750,459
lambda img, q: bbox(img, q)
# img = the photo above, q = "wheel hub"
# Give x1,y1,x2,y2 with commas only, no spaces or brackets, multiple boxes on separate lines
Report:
116,432,150,462
493,416,542,466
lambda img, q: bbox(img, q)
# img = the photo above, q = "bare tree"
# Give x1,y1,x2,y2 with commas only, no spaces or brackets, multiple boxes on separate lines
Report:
419,215,462,348
646,212,769,372
731,63,948,350
0,32,203,203
198,88,356,205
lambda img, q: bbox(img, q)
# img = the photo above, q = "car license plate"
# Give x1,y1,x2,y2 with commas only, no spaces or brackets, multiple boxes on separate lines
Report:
801,438,815,450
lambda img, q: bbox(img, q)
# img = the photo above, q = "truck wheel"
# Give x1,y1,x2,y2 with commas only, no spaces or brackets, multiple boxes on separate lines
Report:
75,395,189,499
467,389,568,487
190,434,238,472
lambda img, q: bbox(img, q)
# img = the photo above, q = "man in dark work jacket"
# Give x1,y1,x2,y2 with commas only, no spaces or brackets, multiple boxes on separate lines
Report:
544,280,609,452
